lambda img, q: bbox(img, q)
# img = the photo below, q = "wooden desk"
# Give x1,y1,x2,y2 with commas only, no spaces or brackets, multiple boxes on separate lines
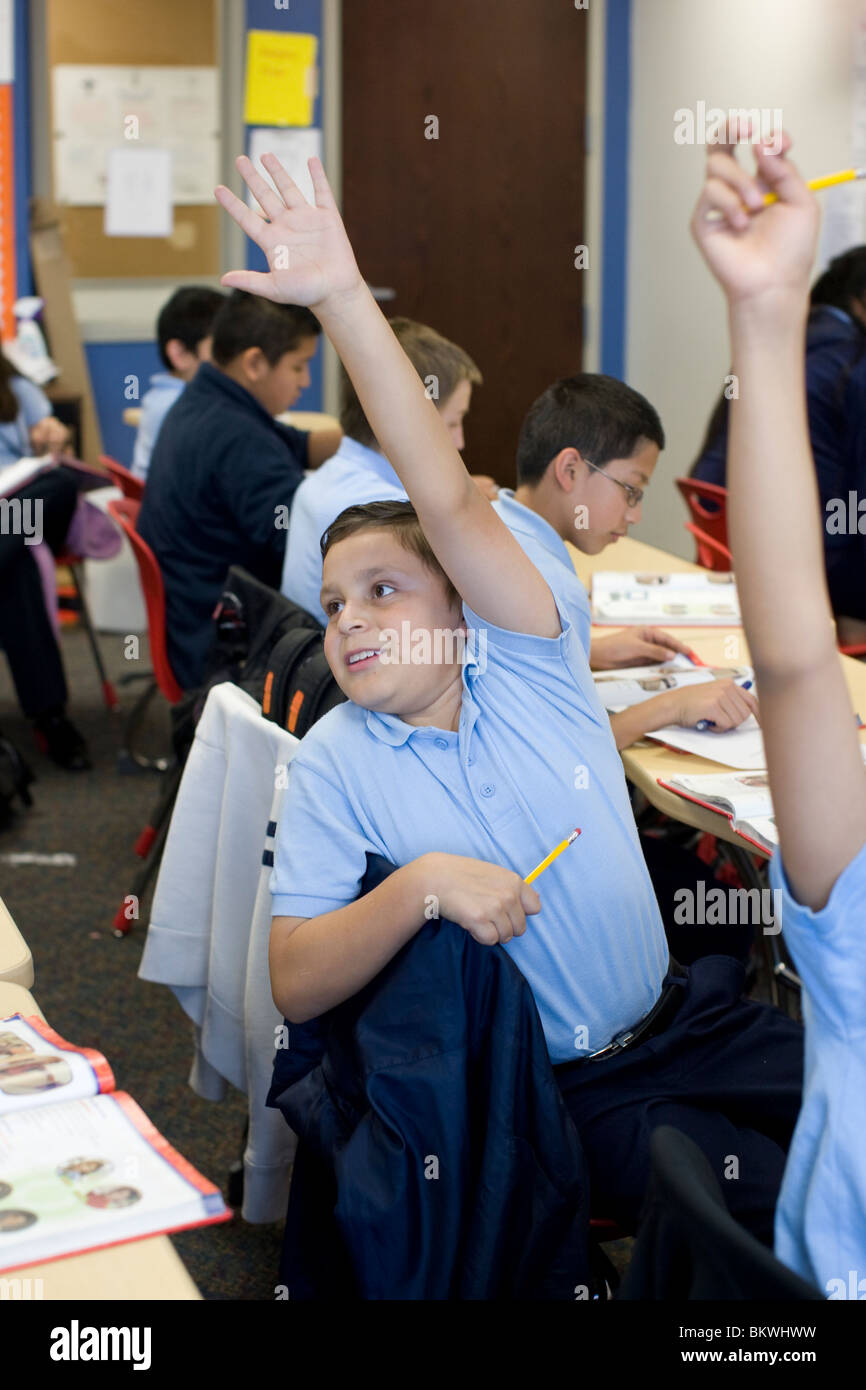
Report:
0,898,34,988
0,983,201,1301
275,409,341,432
569,536,866,854
123,405,341,434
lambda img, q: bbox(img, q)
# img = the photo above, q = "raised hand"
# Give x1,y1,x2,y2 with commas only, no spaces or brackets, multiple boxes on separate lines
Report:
214,155,364,310
690,123,819,309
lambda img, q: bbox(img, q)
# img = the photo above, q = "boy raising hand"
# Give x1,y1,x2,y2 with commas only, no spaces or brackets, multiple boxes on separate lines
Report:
215,155,803,1245
691,124,866,1290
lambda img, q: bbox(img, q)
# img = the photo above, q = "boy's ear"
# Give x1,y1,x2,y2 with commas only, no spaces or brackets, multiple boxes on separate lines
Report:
551,446,583,492
239,345,268,380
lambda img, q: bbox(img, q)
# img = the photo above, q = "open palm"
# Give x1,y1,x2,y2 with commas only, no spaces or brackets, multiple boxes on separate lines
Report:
214,154,362,309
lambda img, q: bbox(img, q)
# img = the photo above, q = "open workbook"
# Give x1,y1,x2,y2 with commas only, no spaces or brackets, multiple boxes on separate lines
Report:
0,1015,230,1272
655,770,779,853
591,571,741,626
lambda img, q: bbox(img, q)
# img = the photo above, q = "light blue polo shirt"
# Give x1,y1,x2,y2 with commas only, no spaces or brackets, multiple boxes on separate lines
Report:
270,575,668,1063
281,436,407,622
493,489,592,654
0,377,52,472
132,373,186,481
771,839,866,1296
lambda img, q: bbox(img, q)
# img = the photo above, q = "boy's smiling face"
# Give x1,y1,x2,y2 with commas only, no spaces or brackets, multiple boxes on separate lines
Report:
321,528,466,726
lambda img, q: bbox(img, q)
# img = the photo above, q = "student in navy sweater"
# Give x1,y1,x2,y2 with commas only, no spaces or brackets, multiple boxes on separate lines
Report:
692,245,866,647
137,290,341,690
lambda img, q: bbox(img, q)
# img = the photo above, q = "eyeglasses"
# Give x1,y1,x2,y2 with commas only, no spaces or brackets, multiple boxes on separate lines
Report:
584,459,644,509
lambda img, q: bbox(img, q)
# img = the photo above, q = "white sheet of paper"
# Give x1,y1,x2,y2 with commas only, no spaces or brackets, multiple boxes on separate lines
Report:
104,148,172,237
53,66,219,206
0,0,12,83
246,127,323,210
646,717,766,770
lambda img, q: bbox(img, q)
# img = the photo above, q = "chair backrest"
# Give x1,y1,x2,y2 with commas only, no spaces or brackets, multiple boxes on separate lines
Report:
99,454,145,503
676,477,730,570
685,520,733,572
618,1125,825,1301
106,497,183,704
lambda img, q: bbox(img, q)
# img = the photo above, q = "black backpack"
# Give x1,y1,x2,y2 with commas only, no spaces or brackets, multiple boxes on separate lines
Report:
206,567,346,738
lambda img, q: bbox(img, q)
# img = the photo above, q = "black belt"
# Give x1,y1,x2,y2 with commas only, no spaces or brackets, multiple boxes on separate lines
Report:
583,976,685,1063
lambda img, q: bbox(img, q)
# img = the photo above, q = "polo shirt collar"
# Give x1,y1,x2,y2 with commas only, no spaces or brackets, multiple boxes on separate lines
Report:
364,672,480,747
496,488,573,568
341,436,403,491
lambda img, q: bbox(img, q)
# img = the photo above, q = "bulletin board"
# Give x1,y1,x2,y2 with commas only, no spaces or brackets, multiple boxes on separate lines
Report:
45,0,220,278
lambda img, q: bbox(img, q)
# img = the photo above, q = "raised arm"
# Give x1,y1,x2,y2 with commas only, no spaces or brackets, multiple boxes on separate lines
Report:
215,156,560,637
691,128,866,907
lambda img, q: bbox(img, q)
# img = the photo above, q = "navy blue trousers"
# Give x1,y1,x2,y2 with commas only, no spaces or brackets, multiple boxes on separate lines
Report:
554,954,804,1246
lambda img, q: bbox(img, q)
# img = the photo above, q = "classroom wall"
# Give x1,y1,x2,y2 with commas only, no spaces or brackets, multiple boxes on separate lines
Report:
623,0,862,557
24,0,325,464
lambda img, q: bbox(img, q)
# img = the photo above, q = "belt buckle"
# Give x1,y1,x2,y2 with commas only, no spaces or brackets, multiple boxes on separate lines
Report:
586,1026,634,1062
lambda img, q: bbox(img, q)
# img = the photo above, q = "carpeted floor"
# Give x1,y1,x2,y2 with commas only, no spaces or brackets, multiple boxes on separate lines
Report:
0,622,284,1299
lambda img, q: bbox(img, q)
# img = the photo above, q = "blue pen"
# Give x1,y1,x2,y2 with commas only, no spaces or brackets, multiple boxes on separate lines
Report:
696,679,753,732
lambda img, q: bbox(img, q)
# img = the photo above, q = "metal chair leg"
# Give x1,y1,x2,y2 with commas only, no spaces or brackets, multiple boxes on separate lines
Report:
67,562,119,712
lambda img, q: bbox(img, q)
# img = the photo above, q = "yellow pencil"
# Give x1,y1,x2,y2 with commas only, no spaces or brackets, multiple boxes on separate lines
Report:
524,828,581,885
764,167,866,205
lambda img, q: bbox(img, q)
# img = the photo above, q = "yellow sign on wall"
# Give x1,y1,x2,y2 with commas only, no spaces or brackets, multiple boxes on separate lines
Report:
244,30,317,128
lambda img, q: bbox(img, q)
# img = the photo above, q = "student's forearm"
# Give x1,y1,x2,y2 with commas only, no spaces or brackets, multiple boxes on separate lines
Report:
608,693,679,751
270,858,429,1023
316,283,471,519
727,299,836,673
306,426,342,469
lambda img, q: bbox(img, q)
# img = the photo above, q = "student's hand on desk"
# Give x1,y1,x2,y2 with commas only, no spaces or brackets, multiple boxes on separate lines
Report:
30,417,71,455
665,679,760,732
590,627,693,670
419,851,541,945
689,122,818,309
215,155,364,312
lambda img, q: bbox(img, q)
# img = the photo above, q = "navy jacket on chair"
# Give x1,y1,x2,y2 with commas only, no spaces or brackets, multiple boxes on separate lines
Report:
267,855,592,1301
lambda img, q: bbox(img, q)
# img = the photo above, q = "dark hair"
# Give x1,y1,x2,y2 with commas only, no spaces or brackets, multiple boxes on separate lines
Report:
340,317,482,448
515,373,665,486
320,499,460,607
156,286,225,371
210,290,320,368
810,246,866,320
0,350,21,424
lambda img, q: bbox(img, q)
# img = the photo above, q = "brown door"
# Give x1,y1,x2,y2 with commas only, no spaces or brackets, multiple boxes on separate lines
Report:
342,0,588,484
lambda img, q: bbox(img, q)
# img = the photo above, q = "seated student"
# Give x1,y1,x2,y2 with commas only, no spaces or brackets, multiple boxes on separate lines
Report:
0,352,89,769
497,373,758,750
131,286,224,482
216,152,803,1245
691,124,866,1294
281,317,497,623
691,244,866,648
137,290,342,691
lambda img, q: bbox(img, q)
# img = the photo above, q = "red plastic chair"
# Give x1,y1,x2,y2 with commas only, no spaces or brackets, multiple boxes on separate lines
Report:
684,521,733,570
99,453,145,503
676,477,730,572
106,497,183,705
106,497,185,936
